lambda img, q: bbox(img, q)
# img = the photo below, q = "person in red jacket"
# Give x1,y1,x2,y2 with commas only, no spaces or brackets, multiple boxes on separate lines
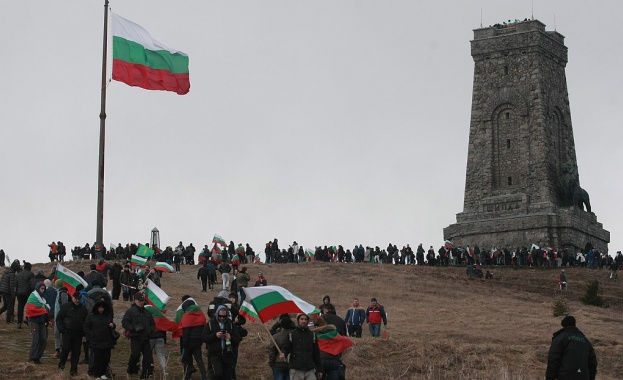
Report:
365,297,387,337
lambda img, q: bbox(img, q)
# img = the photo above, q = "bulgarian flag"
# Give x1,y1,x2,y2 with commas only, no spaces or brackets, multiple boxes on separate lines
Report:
242,285,319,324
236,245,245,255
316,329,354,356
530,244,540,252
239,300,259,323
144,279,171,311
136,244,154,259
212,234,227,247
154,262,174,273
231,254,240,265
25,291,50,318
173,298,206,338
212,243,222,254
254,253,261,263
198,251,208,263
131,255,148,267
111,13,190,95
145,305,178,333
444,240,453,250
55,264,88,295
304,247,315,261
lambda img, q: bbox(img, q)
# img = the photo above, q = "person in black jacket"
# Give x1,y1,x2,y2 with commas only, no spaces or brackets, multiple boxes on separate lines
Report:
0,260,20,323
84,300,116,379
546,315,597,380
122,292,156,379
57,291,88,376
319,303,346,336
14,261,33,328
280,313,323,380
202,305,241,380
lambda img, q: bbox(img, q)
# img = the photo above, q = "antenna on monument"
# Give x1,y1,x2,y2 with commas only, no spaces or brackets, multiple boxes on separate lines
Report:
531,0,534,20
480,8,483,28
554,13,557,31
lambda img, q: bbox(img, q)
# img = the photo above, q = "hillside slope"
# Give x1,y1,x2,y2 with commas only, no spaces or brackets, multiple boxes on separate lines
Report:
0,260,621,379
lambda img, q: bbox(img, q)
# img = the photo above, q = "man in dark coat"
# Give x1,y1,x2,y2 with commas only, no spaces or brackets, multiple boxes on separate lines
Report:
109,260,123,300
122,293,156,379
202,305,241,380
15,262,34,328
280,313,323,380
319,303,347,336
57,291,88,376
546,315,597,380
0,260,21,324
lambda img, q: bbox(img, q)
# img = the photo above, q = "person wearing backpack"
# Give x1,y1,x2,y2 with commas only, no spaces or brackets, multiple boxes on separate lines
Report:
280,313,323,380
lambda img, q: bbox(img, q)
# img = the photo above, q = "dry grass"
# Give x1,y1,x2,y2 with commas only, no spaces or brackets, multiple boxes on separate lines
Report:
1,260,622,379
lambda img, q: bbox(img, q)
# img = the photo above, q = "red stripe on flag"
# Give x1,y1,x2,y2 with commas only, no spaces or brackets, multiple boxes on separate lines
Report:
113,60,190,95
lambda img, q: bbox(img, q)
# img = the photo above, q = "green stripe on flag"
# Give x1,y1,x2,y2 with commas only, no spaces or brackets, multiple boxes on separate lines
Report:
113,36,189,74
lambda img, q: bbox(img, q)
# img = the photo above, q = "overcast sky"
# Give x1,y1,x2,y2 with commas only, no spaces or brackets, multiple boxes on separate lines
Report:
1,1,620,265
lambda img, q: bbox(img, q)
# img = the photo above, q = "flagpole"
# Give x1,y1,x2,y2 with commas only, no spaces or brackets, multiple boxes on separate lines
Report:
96,0,110,248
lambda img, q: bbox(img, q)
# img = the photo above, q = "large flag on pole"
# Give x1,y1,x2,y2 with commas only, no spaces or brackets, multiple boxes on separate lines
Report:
144,279,170,311
242,285,319,323
111,13,190,95
55,263,89,295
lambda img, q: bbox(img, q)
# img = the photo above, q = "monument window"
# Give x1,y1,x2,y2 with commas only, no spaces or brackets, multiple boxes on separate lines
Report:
504,66,509,75
507,177,512,186
506,112,510,119
507,139,511,148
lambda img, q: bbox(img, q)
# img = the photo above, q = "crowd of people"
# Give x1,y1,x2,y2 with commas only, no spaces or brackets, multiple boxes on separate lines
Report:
0,237,614,379
0,242,393,380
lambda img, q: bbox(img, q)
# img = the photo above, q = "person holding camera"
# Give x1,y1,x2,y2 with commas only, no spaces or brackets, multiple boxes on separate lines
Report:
122,293,155,379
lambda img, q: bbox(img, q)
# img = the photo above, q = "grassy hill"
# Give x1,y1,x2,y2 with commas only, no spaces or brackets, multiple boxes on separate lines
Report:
1,260,621,379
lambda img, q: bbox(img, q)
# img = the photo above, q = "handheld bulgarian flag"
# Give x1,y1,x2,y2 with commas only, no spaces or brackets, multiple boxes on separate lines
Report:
254,253,261,263
304,247,315,261
111,13,190,95
144,279,171,311
240,300,259,322
145,305,178,333
154,262,174,273
231,254,240,266
131,255,148,267
212,234,227,247
25,290,50,318
242,285,319,324
530,243,540,252
55,263,89,295
173,298,206,338
136,244,155,259
444,240,453,250
236,245,245,255
316,329,354,355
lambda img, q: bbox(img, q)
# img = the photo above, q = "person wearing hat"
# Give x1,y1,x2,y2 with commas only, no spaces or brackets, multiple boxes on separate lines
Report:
56,291,88,375
280,313,323,380
121,292,156,379
546,315,597,380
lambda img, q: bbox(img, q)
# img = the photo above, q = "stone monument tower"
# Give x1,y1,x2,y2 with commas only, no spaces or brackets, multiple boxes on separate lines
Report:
444,19,609,253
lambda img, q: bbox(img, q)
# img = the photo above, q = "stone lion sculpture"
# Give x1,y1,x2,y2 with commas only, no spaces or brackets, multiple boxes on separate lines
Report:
559,161,591,212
